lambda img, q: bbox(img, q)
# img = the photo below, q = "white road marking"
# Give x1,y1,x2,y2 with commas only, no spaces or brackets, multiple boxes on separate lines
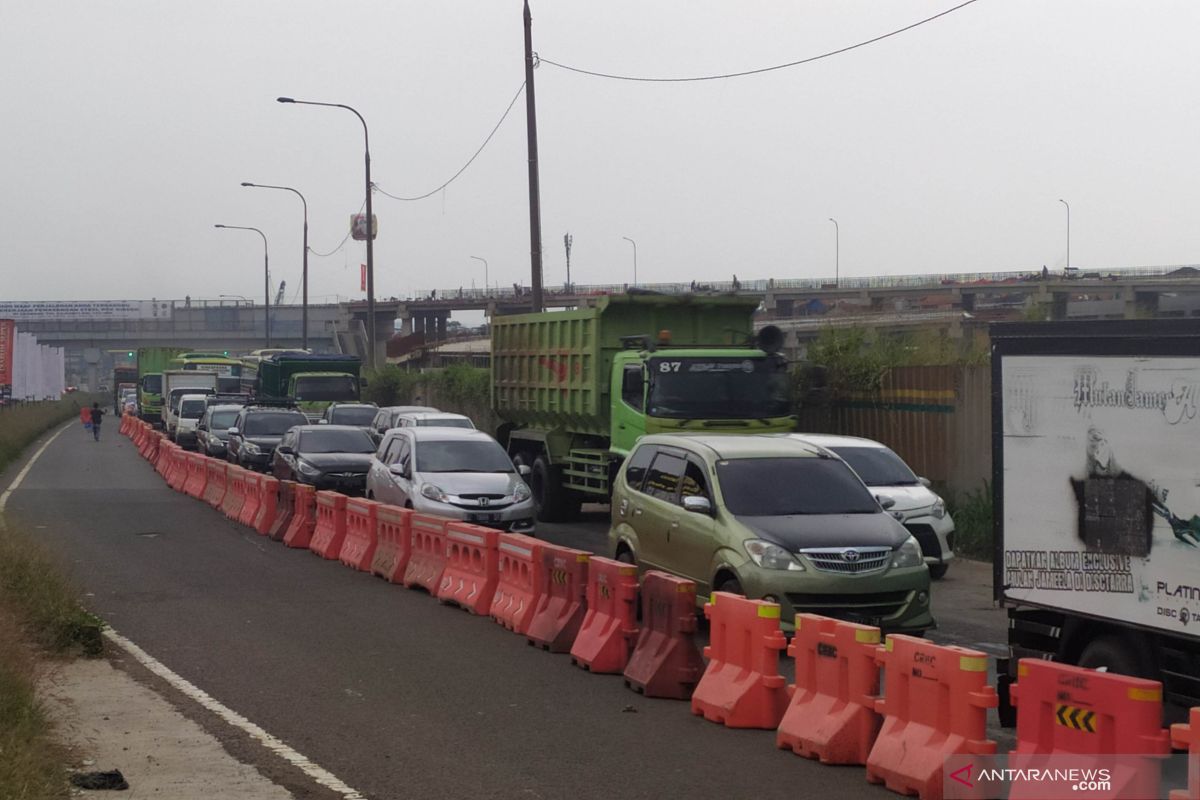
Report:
103,628,366,800
0,420,72,528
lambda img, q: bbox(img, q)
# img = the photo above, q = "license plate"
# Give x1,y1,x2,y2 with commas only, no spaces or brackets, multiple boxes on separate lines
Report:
469,513,500,523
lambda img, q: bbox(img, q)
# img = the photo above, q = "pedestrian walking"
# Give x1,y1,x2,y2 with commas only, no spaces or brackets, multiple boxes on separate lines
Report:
88,402,105,442
80,405,92,436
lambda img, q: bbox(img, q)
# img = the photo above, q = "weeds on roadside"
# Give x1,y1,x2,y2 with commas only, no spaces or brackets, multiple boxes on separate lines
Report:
0,397,92,475
946,480,994,560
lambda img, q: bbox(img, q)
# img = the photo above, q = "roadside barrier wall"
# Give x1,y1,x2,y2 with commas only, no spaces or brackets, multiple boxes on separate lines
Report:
490,534,544,635
370,504,412,583
267,480,295,540
1171,706,1200,800
339,498,380,570
437,522,500,615
309,491,349,558
776,614,882,765
526,544,590,653
203,460,228,508
570,556,638,673
402,513,448,593
221,466,247,521
238,473,262,527
183,454,206,499
282,484,317,549
1009,658,1170,800
866,635,997,800
253,475,279,535
623,570,704,700
691,592,788,729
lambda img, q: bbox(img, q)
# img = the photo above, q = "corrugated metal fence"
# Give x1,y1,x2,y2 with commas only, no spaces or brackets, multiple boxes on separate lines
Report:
796,365,991,497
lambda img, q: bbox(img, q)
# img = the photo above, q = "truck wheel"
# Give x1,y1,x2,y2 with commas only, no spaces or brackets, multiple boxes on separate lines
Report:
1077,636,1152,679
929,563,949,580
531,456,581,523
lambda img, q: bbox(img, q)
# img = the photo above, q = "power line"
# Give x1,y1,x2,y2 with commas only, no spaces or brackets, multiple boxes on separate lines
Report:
538,0,983,83
374,81,526,202
308,197,366,258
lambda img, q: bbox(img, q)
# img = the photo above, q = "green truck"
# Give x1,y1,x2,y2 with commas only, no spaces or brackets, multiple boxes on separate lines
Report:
493,294,795,521
137,347,189,425
253,353,363,421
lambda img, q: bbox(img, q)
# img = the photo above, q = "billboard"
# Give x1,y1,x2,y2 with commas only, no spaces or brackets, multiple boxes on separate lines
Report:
0,300,169,320
0,319,13,400
350,213,378,241
1001,355,1200,635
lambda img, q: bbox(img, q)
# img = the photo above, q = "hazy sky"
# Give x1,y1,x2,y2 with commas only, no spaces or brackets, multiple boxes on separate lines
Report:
4,1,1199,305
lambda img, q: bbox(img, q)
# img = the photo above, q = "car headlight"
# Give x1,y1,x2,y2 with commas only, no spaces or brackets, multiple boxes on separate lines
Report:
296,459,321,477
892,536,924,569
743,539,804,571
420,483,449,503
931,497,946,520
513,482,531,503
242,441,261,455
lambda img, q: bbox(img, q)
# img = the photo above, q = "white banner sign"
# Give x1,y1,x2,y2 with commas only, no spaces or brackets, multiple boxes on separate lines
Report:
0,300,171,320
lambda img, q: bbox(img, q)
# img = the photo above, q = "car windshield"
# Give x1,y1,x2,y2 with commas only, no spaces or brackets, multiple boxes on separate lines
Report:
180,400,206,418
294,376,358,402
416,417,473,428
243,412,307,436
170,389,211,406
330,406,377,426
828,446,920,486
715,457,879,516
415,440,514,473
648,357,791,420
142,375,162,393
210,410,240,429
299,429,376,454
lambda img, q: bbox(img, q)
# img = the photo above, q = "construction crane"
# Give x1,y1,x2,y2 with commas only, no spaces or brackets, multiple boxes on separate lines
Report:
273,280,287,306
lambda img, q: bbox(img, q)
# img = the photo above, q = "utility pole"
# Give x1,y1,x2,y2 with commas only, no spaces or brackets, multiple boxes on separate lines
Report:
523,0,544,312
564,232,573,289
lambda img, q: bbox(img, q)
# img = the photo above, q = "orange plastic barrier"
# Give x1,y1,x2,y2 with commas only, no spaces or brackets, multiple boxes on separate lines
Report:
221,466,247,521
570,556,639,673
135,422,151,456
437,522,500,614
282,484,317,548
203,459,228,508
167,448,189,492
776,614,882,765
865,635,997,800
691,592,788,729
154,437,172,477
339,498,380,570
238,473,262,527
402,513,448,593
144,431,161,464
119,413,130,435
1008,658,1170,800
267,480,296,541
623,570,704,699
183,454,206,499
309,491,349,558
253,475,279,535
526,544,590,653
1171,707,1200,800
490,534,545,635
370,504,412,582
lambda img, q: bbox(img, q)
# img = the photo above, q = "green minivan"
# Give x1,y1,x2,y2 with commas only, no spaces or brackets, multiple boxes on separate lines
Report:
607,433,934,632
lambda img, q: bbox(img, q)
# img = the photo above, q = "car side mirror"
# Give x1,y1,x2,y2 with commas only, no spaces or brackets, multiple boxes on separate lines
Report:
389,462,409,478
876,495,897,511
227,427,239,436
918,477,932,488
277,445,294,455
318,419,328,425
682,495,712,515
518,464,532,476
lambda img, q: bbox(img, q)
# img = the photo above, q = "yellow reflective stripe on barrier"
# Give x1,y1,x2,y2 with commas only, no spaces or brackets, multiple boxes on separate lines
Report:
885,637,894,652
679,583,694,593
709,593,717,605
855,629,881,644
959,656,988,672
794,615,803,630
618,566,637,577
757,605,781,619
1018,663,1030,677
1128,686,1162,702
576,553,590,563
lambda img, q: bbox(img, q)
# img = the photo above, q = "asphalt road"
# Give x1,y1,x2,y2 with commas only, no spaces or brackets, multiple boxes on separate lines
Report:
7,423,1009,799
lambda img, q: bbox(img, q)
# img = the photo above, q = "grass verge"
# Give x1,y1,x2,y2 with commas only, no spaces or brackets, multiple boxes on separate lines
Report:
0,396,95,475
947,480,994,561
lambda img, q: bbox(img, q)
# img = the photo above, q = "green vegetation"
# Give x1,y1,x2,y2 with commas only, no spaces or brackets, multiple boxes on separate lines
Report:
0,397,92,475
0,612,67,800
804,327,989,395
946,480,994,561
364,364,490,407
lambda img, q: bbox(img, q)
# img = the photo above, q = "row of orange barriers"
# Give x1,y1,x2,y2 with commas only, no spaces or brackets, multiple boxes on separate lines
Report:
121,411,1200,800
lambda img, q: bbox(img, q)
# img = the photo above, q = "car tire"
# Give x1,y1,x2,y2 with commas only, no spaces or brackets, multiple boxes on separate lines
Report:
531,455,581,523
716,576,744,596
928,563,949,580
1077,636,1152,679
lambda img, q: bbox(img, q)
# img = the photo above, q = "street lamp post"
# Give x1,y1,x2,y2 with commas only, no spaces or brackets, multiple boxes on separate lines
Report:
470,256,489,294
828,218,839,288
277,96,375,368
622,236,638,286
242,182,309,349
214,224,270,347
1059,198,1070,269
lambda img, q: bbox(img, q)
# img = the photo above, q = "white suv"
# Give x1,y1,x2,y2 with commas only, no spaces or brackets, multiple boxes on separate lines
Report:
790,434,956,579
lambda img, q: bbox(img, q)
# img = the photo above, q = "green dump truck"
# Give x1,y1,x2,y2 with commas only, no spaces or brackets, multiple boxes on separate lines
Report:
493,294,795,521
137,346,189,425
253,353,363,421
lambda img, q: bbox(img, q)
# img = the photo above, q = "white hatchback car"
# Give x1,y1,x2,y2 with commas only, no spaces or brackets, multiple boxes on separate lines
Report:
394,411,475,430
790,434,956,579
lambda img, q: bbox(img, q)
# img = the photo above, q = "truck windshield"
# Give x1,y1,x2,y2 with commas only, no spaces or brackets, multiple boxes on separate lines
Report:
243,412,308,436
142,375,162,394
716,457,879,516
295,376,358,402
829,446,919,487
416,441,514,473
648,357,790,419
